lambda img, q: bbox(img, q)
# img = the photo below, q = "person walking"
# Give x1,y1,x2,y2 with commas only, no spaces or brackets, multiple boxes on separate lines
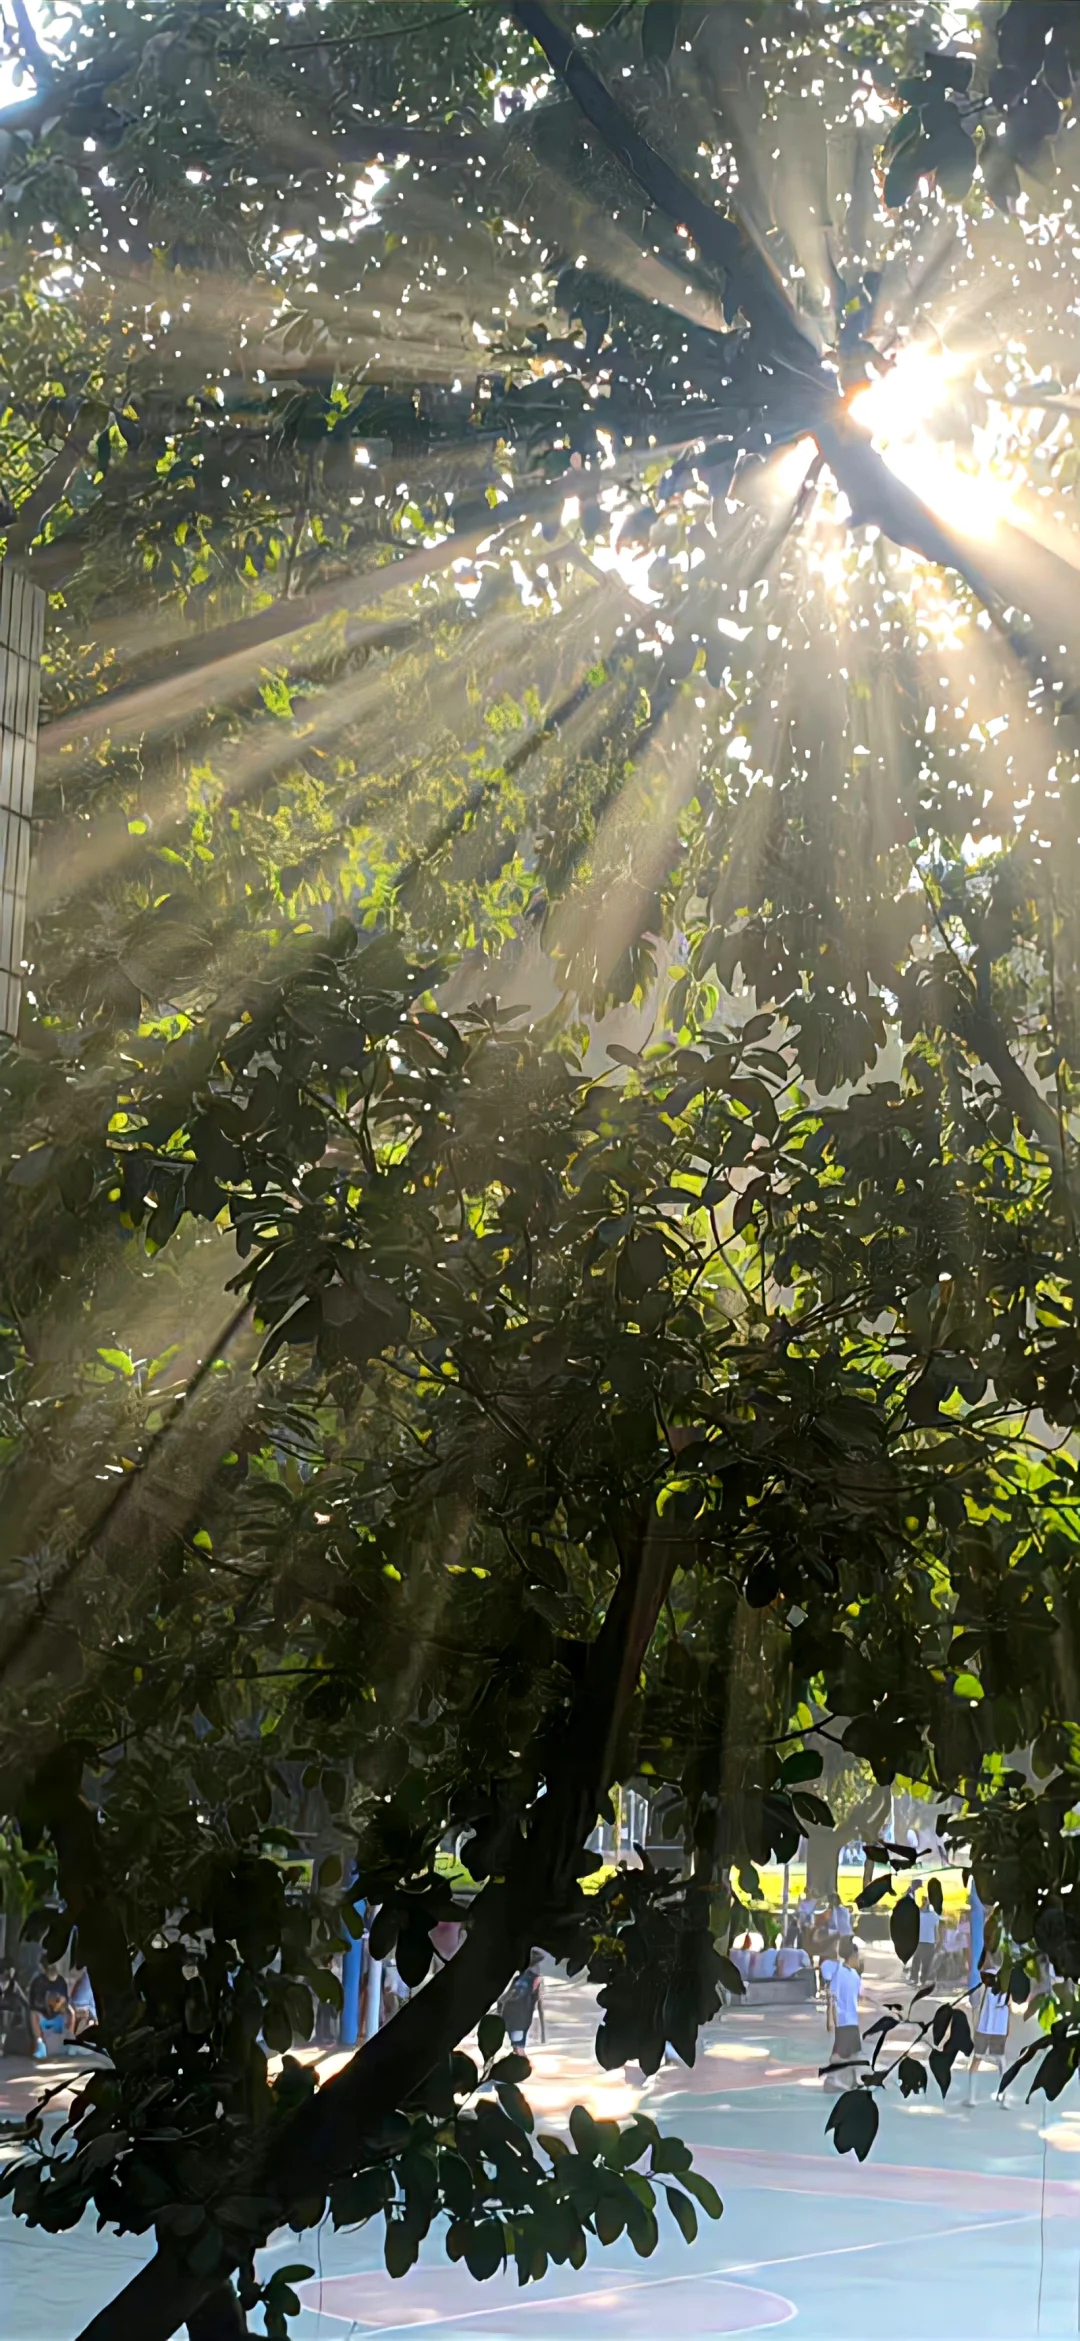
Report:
967,1965,1011,2103
824,1943,864,2091
0,1964,31,2058
910,1893,939,1989
498,1958,544,2050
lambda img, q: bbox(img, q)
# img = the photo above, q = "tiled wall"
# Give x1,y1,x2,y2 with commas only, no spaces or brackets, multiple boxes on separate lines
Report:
0,567,45,1036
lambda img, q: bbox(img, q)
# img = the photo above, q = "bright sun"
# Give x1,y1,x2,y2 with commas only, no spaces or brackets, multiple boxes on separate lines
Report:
847,343,1021,542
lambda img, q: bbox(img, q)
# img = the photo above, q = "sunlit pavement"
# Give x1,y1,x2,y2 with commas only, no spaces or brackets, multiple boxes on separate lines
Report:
4,1947,1080,2339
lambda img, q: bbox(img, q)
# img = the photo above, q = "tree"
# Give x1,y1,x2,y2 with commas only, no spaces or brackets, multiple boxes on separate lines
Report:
801,1752,890,1903
4,2,1080,2337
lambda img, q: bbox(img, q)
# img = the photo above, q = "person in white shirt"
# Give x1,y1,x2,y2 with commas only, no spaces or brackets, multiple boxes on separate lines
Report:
824,1944,864,2089
749,1945,778,1980
776,1944,811,1981
833,1900,854,1942
967,1966,1011,2103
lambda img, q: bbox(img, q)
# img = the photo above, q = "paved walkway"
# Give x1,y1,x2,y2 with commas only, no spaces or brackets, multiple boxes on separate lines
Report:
4,1945,1079,2338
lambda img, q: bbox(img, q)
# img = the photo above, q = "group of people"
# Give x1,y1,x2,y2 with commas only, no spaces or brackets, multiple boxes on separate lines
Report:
0,1957,96,2060
793,1888,856,1963
816,1930,1014,2103
902,1889,973,1987
0,1906,1013,2106
732,1880,1017,2105
728,1934,812,1983
793,1884,971,1991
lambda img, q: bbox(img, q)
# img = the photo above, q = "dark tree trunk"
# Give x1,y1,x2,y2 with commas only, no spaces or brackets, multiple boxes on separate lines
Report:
187,2284,249,2341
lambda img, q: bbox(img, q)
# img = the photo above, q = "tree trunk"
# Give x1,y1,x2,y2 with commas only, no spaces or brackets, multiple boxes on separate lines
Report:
187,2284,249,2341
512,2,1003,609
806,1785,892,1904
75,1514,682,2341
805,1827,842,1901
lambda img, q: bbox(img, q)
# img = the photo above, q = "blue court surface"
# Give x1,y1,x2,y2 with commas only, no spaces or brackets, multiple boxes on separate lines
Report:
5,1952,1080,2340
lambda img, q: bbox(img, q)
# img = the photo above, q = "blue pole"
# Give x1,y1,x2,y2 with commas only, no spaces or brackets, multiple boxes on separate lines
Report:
341,1893,364,2048
968,1881,984,1993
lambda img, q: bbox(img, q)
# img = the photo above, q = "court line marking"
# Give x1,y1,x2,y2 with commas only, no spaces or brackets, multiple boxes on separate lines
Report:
720,2209,1038,2277
297,2211,1037,2333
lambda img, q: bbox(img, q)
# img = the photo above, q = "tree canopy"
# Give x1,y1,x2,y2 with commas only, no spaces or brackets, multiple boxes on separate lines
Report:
4,2,1080,2336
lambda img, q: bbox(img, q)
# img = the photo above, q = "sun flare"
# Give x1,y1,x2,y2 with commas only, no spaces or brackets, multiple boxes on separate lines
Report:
848,344,1021,542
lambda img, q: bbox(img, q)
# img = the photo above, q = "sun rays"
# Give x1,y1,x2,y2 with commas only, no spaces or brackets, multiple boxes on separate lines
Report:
8,0,1080,1687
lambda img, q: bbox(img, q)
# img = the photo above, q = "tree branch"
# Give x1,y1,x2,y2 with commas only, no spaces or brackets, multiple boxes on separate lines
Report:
8,0,54,84
3,417,95,563
512,3,1010,604
75,1513,682,2341
511,0,823,382
812,411,995,604
956,991,1065,1172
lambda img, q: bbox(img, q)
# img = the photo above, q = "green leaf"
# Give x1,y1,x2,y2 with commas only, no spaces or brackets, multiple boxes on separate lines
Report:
569,2104,600,2159
462,2216,505,2281
898,2055,928,2098
594,2191,626,2244
884,134,935,208
825,2088,879,2161
330,2169,392,2227
791,1791,835,1829
983,141,1021,212
680,2168,723,2219
384,2218,420,2278
891,1896,919,1965
494,2080,534,2131
491,2052,531,2083
857,1874,894,1909
926,50,974,92
934,123,976,202
665,2185,698,2243
477,2013,505,2063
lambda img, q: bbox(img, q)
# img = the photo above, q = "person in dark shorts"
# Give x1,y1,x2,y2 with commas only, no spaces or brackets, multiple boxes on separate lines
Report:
28,1962,71,2060
824,1942,864,2091
967,1964,1011,2103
